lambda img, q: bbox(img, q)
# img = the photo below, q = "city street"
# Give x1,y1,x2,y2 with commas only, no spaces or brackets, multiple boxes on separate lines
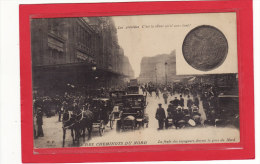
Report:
34,91,239,148
31,16,240,149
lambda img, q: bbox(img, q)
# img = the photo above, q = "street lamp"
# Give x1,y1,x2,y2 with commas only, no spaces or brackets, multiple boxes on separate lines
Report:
155,66,157,86
91,63,97,71
91,63,97,89
165,62,168,85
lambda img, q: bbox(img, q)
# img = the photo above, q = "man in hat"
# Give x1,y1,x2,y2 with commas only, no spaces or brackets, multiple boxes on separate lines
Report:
59,101,67,122
155,103,166,130
179,95,184,107
193,95,200,108
170,97,180,108
36,107,44,137
187,95,193,108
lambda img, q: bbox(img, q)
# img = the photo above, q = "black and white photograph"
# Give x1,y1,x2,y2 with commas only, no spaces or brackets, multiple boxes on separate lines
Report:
30,13,240,148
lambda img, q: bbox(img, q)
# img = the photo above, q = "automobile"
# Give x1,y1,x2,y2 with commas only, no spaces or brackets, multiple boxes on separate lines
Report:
109,90,127,119
127,86,139,94
116,94,149,131
109,90,127,105
215,94,239,128
129,79,138,86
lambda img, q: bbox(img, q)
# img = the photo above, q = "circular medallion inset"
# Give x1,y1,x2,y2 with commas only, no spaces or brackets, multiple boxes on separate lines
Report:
182,25,228,71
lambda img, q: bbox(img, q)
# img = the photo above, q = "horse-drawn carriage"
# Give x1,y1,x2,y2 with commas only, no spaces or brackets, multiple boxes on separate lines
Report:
116,94,149,131
62,97,114,147
90,98,114,135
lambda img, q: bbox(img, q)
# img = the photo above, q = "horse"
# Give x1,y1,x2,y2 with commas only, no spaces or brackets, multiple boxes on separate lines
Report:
81,108,94,141
62,110,76,147
62,107,94,147
72,109,85,144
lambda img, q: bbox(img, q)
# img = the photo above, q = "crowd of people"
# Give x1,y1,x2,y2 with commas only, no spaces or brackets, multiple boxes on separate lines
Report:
141,82,220,109
32,80,230,137
141,82,219,98
155,96,202,130
33,86,125,138
139,81,222,130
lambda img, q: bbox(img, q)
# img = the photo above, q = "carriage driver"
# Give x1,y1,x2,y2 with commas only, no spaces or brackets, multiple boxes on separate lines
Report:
155,103,166,130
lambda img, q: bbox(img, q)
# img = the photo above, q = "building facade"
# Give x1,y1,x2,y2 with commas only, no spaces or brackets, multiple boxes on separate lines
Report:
138,50,177,84
31,17,134,96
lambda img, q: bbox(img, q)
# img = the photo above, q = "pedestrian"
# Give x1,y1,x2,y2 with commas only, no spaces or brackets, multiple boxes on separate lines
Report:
36,107,44,137
193,95,200,107
155,88,160,99
155,103,166,130
141,86,145,95
59,101,66,122
145,88,148,97
179,95,184,107
187,95,193,113
33,105,38,139
163,92,168,104
58,107,62,122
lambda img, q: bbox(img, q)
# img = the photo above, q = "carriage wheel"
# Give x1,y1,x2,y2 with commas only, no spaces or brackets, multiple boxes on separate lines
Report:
142,122,145,128
132,121,136,130
99,127,105,136
99,121,105,136
99,125,105,136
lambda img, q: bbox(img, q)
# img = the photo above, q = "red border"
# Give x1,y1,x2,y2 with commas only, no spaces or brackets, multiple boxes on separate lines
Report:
20,0,255,163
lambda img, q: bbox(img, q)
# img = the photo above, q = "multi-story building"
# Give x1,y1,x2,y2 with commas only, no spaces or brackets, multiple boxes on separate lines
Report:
138,50,177,83
31,17,134,96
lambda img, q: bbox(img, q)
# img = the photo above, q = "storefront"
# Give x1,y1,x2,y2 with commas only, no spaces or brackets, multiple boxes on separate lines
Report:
32,62,128,97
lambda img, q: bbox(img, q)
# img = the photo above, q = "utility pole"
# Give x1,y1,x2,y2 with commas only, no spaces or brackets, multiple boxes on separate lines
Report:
155,66,157,86
165,62,168,85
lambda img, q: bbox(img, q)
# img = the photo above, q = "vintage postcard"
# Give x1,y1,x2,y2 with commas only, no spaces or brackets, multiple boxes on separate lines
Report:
31,12,239,148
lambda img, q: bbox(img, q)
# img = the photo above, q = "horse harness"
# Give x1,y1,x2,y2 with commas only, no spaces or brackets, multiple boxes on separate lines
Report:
62,110,84,129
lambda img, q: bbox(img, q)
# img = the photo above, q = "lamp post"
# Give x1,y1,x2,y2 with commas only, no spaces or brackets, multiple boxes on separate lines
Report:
155,66,157,86
165,62,168,85
91,63,97,88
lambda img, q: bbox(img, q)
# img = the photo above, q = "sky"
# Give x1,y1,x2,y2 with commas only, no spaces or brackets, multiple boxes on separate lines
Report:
112,13,237,77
